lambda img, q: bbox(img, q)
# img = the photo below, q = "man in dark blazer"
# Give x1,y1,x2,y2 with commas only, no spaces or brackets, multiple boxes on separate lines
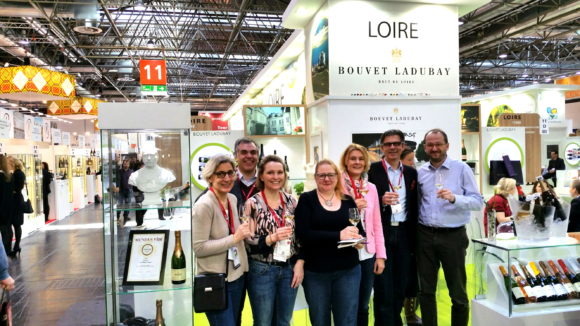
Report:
543,151,565,187
368,129,418,326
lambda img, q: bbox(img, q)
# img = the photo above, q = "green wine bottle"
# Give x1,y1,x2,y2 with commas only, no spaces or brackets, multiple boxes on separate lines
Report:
171,230,186,284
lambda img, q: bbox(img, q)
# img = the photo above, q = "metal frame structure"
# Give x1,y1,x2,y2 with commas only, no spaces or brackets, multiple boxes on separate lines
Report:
0,0,578,112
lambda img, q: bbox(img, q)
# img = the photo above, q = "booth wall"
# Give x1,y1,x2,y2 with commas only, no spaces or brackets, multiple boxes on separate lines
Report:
566,101,580,130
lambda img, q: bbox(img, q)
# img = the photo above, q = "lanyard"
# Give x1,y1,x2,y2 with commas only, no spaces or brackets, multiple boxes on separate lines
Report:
261,191,286,227
241,183,257,202
210,188,235,235
348,174,362,199
382,160,404,192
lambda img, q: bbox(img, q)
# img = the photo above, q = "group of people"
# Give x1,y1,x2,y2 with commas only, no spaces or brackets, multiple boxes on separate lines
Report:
192,129,483,326
0,155,30,259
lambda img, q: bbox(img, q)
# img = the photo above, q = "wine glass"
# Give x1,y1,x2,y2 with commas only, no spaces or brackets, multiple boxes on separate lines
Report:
240,215,250,224
435,170,444,191
359,188,369,197
348,208,361,227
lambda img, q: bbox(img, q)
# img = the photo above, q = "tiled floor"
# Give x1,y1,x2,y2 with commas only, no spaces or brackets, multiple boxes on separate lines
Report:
8,205,106,326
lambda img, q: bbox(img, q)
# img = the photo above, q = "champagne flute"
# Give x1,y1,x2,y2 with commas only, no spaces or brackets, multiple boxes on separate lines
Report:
240,215,250,224
348,208,361,227
435,171,444,191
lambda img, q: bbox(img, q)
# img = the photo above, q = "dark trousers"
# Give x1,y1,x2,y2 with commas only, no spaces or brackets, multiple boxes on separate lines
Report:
416,225,469,326
542,172,557,187
43,193,50,222
116,191,131,219
12,224,22,251
135,209,165,226
357,257,375,326
373,224,411,326
0,225,12,254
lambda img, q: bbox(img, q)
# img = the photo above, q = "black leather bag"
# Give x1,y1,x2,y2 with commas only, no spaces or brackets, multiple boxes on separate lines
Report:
0,290,12,326
193,273,227,313
21,184,33,214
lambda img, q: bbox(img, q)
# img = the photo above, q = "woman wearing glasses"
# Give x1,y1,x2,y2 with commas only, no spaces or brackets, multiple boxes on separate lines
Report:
295,159,364,326
192,154,252,326
243,155,303,326
340,144,386,326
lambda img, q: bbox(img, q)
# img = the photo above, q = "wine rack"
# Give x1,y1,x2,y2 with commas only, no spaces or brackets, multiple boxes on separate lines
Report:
472,237,580,322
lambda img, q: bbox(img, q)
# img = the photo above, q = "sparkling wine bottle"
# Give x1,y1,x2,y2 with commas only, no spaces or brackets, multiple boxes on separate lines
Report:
499,265,527,305
511,265,536,303
519,263,547,302
548,260,578,298
259,144,264,162
539,261,569,300
171,231,186,284
155,299,165,326
559,258,580,293
529,261,558,301
461,139,467,161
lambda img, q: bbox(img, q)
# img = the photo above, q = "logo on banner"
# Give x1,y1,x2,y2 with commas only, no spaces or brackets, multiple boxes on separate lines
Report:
546,107,558,120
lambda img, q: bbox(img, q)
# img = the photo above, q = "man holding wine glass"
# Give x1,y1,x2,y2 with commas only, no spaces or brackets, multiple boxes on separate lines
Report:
416,129,483,326
368,129,418,326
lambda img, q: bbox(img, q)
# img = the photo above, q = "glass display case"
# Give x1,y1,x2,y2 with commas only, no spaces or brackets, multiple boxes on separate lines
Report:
55,155,73,203
101,128,193,326
14,154,43,217
472,237,580,320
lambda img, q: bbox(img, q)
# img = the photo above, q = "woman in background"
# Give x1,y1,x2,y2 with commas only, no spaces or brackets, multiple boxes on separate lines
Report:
42,162,54,223
400,148,416,168
295,159,363,326
244,155,303,326
340,144,385,326
484,177,517,236
0,156,12,256
8,157,25,257
192,154,251,326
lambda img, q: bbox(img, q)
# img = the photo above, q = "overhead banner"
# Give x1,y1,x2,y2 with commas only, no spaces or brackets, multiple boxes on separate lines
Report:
32,117,43,142
24,115,33,140
62,131,71,146
43,119,51,142
0,108,14,139
328,1,459,97
51,128,62,144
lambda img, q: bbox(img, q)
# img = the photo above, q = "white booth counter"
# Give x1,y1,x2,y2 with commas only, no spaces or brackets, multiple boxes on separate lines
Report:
52,179,72,220
86,174,96,204
72,176,86,210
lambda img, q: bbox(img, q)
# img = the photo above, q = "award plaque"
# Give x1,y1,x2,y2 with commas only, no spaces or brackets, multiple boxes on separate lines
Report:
123,229,170,286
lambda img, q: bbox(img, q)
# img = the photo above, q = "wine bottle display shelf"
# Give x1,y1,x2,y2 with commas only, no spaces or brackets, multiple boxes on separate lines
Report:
114,200,191,211
111,282,192,295
473,237,580,251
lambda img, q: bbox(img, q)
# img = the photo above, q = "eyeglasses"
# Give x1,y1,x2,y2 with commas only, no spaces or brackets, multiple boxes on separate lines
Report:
238,150,258,156
214,170,236,179
315,173,338,180
425,143,447,148
382,141,403,147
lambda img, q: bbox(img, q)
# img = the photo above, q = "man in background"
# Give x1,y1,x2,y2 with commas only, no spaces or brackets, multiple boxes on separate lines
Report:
115,159,133,224
542,151,565,187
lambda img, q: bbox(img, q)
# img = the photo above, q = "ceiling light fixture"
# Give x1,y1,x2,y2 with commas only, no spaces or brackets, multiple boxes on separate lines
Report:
499,53,507,59
134,0,146,11
545,78,552,82
521,74,528,78
146,38,155,48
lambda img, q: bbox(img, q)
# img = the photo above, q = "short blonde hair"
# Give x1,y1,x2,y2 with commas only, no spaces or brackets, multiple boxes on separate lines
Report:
8,156,23,171
340,144,370,174
315,159,345,199
201,154,236,186
494,177,516,197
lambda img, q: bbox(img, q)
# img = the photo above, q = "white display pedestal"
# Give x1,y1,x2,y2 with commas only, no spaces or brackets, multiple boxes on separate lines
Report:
48,182,57,221
54,179,72,219
72,177,86,210
86,175,96,204
472,298,580,326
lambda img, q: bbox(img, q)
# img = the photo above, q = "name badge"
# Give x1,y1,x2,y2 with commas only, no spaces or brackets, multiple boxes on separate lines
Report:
228,247,241,269
391,203,403,214
273,239,291,262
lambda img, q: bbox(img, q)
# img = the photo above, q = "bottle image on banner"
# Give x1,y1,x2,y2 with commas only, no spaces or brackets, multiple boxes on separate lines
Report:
171,230,186,284
461,139,467,161
155,299,165,326
259,144,264,162
284,155,289,173
498,265,526,305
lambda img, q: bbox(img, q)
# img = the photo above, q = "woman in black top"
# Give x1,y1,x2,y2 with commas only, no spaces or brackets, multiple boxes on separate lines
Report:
295,159,363,326
42,162,53,222
8,157,25,257
0,156,12,256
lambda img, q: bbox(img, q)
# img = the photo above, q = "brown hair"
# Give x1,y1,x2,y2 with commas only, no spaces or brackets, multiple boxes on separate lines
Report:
315,159,345,199
256,155,287,190
0,155,9,182
339,144,370,174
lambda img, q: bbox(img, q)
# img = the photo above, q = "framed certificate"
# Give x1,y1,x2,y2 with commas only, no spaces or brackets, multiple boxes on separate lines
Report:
123,229,170,286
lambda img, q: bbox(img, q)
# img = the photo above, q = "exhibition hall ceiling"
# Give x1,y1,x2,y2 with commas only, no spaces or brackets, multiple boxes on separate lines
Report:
0,0,578,112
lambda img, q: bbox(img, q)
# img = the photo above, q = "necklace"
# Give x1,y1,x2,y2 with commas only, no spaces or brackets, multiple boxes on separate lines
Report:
318,191,335,206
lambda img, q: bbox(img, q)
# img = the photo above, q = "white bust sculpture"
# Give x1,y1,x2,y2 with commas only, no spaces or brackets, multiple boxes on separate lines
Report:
129,151,175,205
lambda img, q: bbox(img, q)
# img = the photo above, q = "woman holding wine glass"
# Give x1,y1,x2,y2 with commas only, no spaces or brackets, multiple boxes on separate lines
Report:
192,154,251,326
243,155,303,326
295,159,364,326
340,144,386,326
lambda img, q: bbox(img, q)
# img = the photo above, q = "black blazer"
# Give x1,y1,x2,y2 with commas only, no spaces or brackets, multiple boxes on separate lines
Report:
368,161,418,251
568,197,580,232
9,169,26,226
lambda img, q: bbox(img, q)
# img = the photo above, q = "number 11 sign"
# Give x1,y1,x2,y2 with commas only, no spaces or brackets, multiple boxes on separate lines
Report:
139,60,167,85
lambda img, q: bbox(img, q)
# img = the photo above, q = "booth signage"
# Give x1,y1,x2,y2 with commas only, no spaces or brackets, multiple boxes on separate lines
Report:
327,1,459,97
33,145,38,156
139,60,167,85
0,108,13,139
32,117,42,142
52,128,62,144
540,118,549,134
123,230,169,285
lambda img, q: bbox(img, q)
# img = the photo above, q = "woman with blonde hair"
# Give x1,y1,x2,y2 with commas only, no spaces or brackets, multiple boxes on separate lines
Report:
295,159,364,326
483,177,517,236
192,154,251,326
339,144,385,326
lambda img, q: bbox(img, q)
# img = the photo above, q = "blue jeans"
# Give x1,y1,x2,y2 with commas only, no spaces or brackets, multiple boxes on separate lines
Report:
116,190,132,219
303,265,361,326
247,260,298,326
358,257,375,326
205,274,246,326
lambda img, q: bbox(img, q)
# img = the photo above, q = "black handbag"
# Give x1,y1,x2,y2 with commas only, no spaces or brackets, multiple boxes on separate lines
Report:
193,272,227,313
21,184,33,214
0,290,12,326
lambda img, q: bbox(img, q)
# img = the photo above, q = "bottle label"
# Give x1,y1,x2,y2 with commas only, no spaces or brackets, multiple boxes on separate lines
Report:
512,287,525,300
545,284,557,298
171,268,186,281
555,283,568,296
535,285,548,298
573,282,580,293
563,282,575,294
523,286,534,299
